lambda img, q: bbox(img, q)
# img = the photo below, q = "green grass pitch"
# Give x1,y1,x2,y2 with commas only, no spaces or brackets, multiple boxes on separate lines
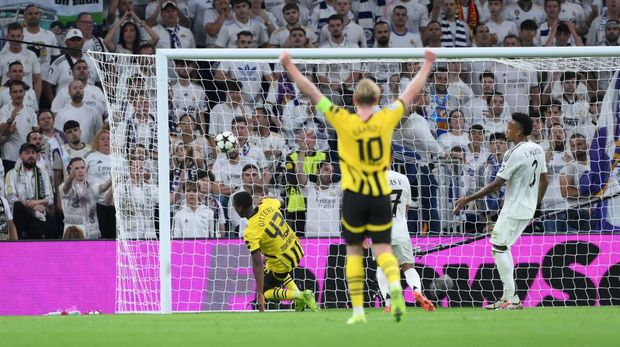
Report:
2,307,618,347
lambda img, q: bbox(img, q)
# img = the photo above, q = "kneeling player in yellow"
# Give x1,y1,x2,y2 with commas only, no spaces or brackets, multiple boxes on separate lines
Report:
233,191,318,312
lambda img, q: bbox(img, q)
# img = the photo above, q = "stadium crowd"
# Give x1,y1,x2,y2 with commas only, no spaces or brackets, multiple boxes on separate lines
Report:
0,0,616,240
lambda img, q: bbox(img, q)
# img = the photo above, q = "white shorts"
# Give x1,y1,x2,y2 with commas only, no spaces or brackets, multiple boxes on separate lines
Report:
391,239,414,265
491,213,530,248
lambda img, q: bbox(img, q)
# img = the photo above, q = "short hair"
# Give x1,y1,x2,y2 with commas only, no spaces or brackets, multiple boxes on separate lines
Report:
236,30,253,40
393,5,408,14
231,0,251,6
548,99,562,111
197,169,215,181
512,112,533,136
67,157,85,173
72,59,88,71
290,27,306,36
184,183,198,193
242,163,259,173
19,143,37,154
353,79,381,106
63,120,81,132
91,128,110,151
561,71,577,82
232,116,247,127
486,92,504,106
520,19,538,31
24,4,39,12
374,20,389,29
8,80,27,91
489,132,507,142
327,14,344,24
37,109,53,121
503,34,521,44
480,71,495,82
6,22,23,33
63,226,85,240
470,124,484,132
544,0,561,7
233,191,253,210
26,130,40,143
226,80,242,92
76,12,91,21
448,109,463,122
8,60,23,70
282,2,299,13
137,42,155,53
570,132,587,141
557,22,570,34
427,20,441,27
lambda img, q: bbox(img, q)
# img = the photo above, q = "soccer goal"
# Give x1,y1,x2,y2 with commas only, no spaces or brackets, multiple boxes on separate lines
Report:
88,47,620,314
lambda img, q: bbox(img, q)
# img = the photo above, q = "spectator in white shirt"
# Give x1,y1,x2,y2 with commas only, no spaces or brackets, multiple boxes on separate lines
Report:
318,0,367,47
22,4,60,82
215,0,269,47
519,19,539,47
536,0,562,46
504,0,546,28
104,10,160,53
481,93,510,136
207,80,252,156
269,2,318,47
214,31,274,106
152,1,196,49
438,109,471,151
0,61,39,112
5,143,53,239
472,24,493,47
0,23,42,102
173,183,220,238
54,80,104,144
250,0,278,35
59,157,112,239
486,0,518,45
463,71,497,126
50,60,107,117
389,5,424,48
544,20,584,46
0,81,38,172
203,0,234,48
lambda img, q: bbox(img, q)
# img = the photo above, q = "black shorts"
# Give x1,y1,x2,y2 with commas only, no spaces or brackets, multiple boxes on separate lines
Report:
263,270,293,292
341,189,392,245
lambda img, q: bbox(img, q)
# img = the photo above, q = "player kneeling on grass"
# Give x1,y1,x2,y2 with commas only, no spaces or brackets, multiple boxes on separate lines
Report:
453,113,548,310
233,191,318,312
367,169,435,312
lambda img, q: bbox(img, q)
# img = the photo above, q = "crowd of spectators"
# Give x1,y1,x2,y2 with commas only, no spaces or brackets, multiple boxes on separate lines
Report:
0,0,616,240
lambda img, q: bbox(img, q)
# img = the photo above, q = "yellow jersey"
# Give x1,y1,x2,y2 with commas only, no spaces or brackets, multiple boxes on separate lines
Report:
317,98,405,197
243,198,304,273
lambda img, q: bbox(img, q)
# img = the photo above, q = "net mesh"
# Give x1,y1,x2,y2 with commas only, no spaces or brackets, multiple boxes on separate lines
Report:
88,50,620,312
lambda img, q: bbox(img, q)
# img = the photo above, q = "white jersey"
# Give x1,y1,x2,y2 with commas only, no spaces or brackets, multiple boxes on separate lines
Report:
0,47,41,89
497,141,547,219
302,182,342,237
51,84,107,116
172,204,217,238
84,151,111,205
388,170,413,243
23,27,60,80
54,103,104,144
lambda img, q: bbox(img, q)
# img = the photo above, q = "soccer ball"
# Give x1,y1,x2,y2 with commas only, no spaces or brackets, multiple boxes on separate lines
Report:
215,131,238,154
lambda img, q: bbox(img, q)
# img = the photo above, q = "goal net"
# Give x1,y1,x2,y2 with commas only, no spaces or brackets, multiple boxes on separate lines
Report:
88,48,620,313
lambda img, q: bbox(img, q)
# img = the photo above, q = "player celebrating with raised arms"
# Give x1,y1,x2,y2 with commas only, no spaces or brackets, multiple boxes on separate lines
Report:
280,50,436,324
453,113,548,310
233,191,318,313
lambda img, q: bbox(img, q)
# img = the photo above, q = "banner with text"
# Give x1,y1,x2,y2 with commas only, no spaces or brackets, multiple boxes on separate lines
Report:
0,1,104,28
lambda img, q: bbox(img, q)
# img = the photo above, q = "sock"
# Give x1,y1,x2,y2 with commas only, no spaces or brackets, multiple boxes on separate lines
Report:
493,249,516,302
264,287,300,301
376,267,390,306
376,252,401,290
404,267,422,294
346,255,365,310
282,274,300,292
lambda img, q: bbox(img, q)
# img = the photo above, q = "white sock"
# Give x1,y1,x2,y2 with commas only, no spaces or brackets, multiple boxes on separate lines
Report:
493,249,516,302
353,306,365,315
376,267,391,306
404,267,422,294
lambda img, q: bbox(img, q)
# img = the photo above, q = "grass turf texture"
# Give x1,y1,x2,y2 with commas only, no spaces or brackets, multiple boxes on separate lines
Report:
2,307,618,347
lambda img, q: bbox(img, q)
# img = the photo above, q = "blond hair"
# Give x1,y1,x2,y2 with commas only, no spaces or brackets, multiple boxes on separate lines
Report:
353,79,381,106
90,127,110,151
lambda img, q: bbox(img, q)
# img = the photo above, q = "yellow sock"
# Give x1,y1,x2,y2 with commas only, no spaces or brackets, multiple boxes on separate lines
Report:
282,275,300,292
376,253,401,287
264,287,299,301
346,255,365,308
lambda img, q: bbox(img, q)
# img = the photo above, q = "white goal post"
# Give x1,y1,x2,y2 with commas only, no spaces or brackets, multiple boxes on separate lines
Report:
88,47,620,314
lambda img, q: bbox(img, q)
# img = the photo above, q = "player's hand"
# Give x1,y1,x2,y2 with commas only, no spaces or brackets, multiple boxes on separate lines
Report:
279,51,292,67
257,293,266,312
453,197,469,215
424,50,436,63
362,238,371,250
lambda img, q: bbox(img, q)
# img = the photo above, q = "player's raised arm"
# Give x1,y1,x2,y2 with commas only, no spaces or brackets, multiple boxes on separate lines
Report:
399,50,436,110
279,51,323,105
